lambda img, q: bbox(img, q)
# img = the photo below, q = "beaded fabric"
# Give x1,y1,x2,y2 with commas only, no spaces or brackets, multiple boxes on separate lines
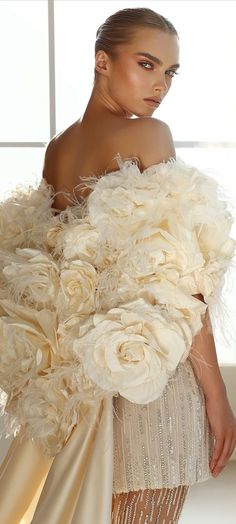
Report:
113,357,214,493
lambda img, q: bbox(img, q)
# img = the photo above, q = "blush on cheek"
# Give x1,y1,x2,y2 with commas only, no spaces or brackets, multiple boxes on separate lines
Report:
126,72,148,94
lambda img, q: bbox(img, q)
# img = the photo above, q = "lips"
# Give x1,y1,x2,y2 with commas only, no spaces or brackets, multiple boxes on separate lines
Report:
144,98,162,104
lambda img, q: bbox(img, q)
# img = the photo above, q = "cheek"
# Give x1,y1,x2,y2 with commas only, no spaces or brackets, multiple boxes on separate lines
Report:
114,63,146,90
125,65,148,87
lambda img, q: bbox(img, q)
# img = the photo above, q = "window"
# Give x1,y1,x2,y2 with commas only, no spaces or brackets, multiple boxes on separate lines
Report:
1,0,236,361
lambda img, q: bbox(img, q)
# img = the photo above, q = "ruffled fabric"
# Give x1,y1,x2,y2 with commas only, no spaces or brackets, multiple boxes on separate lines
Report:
0,155,235,457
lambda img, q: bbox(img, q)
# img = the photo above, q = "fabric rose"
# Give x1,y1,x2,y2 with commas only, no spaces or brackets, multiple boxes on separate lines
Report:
2,248,60,308
63,218,100,263
73,298,192,404
117,223,204,281
56,259,97,319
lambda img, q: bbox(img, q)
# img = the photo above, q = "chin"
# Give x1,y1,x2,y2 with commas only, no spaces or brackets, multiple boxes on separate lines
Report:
133,109,156,118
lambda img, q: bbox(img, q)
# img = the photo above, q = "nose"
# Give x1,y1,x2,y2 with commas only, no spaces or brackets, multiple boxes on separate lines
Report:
154,72,169,95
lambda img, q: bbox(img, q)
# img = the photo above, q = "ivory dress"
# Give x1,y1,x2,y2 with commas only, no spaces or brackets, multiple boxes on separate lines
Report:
0,155,235,524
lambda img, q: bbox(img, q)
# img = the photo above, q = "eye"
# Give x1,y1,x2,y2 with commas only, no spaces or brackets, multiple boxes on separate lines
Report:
166,70,179,78
138,61,153,70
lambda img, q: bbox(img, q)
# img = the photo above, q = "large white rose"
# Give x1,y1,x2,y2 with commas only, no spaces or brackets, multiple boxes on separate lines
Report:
56,259,97,318
117,223,204,283
2,248,60,308
73,298,191,404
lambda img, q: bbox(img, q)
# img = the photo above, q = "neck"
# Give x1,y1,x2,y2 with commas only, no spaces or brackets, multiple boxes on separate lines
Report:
81,84,133,125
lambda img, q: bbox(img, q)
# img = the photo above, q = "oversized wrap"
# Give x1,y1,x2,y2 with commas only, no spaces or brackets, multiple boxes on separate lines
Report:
0,154,235,458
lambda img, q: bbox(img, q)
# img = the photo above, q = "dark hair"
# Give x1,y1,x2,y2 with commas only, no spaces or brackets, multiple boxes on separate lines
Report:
94,7,178,81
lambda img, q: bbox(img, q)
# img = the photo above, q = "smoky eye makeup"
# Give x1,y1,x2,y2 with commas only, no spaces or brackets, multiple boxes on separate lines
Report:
138,60,153,69
138,61,179,77
166,69,179,77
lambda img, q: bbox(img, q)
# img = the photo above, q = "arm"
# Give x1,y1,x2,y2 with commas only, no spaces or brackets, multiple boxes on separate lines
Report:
191,294,236,478
189,294,226,398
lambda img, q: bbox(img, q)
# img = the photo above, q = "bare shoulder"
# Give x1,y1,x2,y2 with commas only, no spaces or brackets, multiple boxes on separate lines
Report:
129,117,176,169
42,120,80,209
43,119,80,177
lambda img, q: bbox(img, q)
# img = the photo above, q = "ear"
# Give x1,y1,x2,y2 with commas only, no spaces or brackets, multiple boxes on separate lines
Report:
95,50,110,76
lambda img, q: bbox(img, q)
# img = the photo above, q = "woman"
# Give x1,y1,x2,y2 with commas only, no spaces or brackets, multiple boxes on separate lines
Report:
0,7,235,524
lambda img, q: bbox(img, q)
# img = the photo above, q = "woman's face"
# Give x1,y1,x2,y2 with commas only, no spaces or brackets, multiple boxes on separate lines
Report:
100,27,180,118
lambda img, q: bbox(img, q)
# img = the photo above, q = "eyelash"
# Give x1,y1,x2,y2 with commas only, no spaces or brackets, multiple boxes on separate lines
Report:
138,61,179,78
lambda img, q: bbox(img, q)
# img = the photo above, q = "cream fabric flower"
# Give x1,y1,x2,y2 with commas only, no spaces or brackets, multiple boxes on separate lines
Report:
2,248,60,307
117,224,204,282
86,166,166,247
63,218,100,263
73,298,190,404
56,259,97,318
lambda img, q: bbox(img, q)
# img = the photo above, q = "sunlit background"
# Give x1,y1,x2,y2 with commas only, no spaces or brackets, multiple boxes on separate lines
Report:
0,0,236,362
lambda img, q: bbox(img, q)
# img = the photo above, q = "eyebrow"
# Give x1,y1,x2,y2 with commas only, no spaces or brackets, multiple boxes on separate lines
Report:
134,52,180,69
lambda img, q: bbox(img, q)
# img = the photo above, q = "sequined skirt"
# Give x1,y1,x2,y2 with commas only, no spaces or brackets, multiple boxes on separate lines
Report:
112,357,214,493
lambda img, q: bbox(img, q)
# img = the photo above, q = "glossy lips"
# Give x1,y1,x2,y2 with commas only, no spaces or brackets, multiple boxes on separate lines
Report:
144,98,161,106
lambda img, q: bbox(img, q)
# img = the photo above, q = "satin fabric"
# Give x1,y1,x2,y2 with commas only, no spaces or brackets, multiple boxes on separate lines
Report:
0,397,113,524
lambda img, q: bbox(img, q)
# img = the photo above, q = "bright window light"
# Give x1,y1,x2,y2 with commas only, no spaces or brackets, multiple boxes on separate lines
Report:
0,0,49,141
